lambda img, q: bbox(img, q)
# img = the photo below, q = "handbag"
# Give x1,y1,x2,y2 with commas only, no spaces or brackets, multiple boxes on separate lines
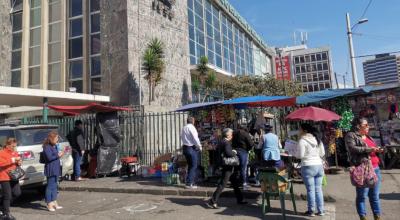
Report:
349,159,377,188
8,166,26,181
221,154,240,166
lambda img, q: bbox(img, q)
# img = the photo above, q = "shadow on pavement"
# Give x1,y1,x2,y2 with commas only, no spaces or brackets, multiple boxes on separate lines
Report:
380,193,400,200
166,197,307,220
13,190,47,211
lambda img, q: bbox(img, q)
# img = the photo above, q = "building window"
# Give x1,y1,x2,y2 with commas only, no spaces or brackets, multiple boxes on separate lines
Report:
68,0,83,93
311,54,316,62
90,0,101,94
10,0,23,87
28,0,41,89
48,0,62,90
316,53,322,61
322,52,327,60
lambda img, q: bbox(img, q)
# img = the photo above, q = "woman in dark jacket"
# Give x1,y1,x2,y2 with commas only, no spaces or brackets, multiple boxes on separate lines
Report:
43,131,64,212
206,128,247,209
345,117,383,220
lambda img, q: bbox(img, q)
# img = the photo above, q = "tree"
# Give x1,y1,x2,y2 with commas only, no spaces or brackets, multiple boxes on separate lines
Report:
202,71,217,102
222,74,303,99
197,56,209,84
191,78,201,102
142,38,165,104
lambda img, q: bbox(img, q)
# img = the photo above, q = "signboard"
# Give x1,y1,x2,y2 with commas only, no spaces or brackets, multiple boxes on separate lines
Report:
275,56,291,80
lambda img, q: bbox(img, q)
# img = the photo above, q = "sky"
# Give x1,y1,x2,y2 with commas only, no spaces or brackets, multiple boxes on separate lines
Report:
228,0,400,87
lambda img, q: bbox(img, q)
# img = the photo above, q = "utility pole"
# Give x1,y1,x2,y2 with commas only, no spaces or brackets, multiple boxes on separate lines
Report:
346,13,359,88
334,72,339,89
343,75,346,88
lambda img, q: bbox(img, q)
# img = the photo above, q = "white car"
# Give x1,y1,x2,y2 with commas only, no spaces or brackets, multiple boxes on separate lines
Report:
0,124,73,190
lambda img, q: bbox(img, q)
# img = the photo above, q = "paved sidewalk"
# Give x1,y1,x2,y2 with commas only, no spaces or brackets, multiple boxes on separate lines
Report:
59,169,400,202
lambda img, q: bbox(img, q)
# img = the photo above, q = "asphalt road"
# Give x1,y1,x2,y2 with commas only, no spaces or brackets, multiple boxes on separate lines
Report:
9,189,400,220
11,190,328,220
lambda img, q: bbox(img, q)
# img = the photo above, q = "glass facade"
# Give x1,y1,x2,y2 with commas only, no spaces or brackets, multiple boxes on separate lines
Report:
89,0,101,94
29,0,42,89
48,0,62,90
293,51,332,92
10,0,23,87
188,0,270,76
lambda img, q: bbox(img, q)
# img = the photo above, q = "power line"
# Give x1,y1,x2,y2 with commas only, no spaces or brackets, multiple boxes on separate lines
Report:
353,0,373,32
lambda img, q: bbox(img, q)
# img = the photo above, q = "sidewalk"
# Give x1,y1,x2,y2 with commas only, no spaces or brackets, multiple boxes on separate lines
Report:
59,169,400,202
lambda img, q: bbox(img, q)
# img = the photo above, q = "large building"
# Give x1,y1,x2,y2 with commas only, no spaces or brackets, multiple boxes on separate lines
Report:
363,53,400,85
280,45,334,92
0,0,274,111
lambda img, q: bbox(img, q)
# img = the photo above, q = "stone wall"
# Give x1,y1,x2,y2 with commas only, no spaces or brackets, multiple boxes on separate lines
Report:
126,0,191,112
0,1,11,86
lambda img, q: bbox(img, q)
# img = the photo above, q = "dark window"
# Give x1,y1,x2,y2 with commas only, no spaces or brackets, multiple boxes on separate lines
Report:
301,65,306,73
69,0,82,17
307,64,312,72
90,0,100,12
71,80,83,93
317,63,323,71
318,73,324,81
91,56,101,76
70,18,82,37
316,53,322,61
305,55,310,62
308,85,313,92
12,12,22,32
313,84,319,91
301,75,306,82
323,62,328,70
69,60,83,79
300,56,305,63
311,54,316,62
91,13,100,33
313,73,318,81
324,72,330,80
91,77,101,94
319,83,325,90
296,66,300,73
90,34,100,54
11,51,21,69
11,70,21,87
325,82,331,89
322,52,327,60
69,38,83,58
12,32,22,50
295,57,300,64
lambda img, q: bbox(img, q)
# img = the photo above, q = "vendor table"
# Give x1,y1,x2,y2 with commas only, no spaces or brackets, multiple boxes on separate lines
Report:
385,145,400,169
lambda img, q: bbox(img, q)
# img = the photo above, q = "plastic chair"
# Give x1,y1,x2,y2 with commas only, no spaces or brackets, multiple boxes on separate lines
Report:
259,168,297,220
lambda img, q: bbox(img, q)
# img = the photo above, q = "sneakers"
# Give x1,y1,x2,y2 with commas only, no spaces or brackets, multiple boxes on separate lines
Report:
360,216,367,220
317,212,325,216
242,183,250,190
1,214,16,220
205,199,218,209
374,215,381,220
304,211,315,217
184,184,198,189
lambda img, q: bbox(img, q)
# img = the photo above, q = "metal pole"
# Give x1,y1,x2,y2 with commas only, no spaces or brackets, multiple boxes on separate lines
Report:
343,75,346,88
278,51,287,95
334,72,339,88
346,13,359,88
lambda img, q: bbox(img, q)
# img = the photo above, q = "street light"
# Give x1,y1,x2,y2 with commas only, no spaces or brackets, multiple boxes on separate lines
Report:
346,13,368,88
275,47,287,96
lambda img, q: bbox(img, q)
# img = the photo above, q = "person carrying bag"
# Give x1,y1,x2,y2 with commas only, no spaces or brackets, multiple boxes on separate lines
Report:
0,138,23,220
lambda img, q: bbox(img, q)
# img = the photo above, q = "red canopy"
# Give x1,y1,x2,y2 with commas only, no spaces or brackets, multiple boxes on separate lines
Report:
49,103,133,115
285,106,341,122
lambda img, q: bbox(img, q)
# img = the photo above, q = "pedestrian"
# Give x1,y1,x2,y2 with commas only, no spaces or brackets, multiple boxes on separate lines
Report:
67,120,85,181
345,117,383,220
0,138,22,220
258,124,284,169
206,128,247,209
232,124,255,189
180,116,202,189
297,123,325,217
43,131,64,212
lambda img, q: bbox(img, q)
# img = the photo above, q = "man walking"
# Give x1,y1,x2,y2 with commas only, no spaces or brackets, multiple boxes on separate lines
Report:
181,117,202,189
67,120,85,181
232,125,255,189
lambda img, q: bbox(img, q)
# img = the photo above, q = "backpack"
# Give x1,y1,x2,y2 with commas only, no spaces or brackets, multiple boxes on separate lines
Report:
39,150,46,164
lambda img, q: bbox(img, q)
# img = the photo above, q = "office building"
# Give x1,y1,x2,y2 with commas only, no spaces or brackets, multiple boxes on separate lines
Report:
363,53,400,85
0,0,274,111
280,45,334,92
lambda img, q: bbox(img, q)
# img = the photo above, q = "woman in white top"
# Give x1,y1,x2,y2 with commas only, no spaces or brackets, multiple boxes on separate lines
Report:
297,123,325,217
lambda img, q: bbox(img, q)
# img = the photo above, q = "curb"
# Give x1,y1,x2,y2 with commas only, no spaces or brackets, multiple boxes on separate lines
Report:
59,186,336,202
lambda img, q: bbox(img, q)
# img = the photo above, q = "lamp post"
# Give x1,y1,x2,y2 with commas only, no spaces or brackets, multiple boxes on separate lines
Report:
275,48,287,96
346,13,368,88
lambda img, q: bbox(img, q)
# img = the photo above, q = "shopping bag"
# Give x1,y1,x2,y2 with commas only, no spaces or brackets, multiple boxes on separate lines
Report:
322,174,327,187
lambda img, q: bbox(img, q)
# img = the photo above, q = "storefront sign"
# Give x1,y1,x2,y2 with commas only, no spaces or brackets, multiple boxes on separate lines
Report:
152,0,175,20
275,56,291,80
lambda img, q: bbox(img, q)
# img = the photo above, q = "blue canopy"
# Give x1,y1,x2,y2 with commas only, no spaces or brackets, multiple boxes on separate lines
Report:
175,100,223,112
223,96,296,109
296,88,369,104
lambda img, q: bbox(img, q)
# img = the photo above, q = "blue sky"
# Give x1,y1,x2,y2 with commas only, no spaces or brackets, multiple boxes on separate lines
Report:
228,0,400,86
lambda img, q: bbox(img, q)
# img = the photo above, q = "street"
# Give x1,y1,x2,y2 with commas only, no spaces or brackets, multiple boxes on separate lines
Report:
12,190,321,220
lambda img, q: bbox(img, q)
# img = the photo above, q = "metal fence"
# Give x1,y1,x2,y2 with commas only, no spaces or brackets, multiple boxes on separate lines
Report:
22,111,188,166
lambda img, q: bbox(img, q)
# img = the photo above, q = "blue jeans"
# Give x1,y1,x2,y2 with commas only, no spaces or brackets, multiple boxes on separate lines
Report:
356,168,382,217
45,176,58,203
301,165,324,213
183,146,199,185
237,149,249,185
72,150,82,179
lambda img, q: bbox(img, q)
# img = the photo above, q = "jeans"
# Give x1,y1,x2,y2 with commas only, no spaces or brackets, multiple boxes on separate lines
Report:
46,176,58,203
356,168,382,217
237,149,249,185
0,181,21,215
212,167,243,204
183,146,199,185
301,165,324,213
72,150,82,179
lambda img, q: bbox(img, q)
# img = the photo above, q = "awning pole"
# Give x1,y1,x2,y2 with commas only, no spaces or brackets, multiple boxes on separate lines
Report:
43,97,48,123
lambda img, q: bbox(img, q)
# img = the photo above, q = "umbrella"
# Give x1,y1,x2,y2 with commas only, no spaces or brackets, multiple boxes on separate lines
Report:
49,103,133,115
285,106,341,122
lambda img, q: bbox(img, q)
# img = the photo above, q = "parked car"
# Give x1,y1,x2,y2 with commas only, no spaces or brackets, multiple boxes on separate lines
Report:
0,124,73,190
